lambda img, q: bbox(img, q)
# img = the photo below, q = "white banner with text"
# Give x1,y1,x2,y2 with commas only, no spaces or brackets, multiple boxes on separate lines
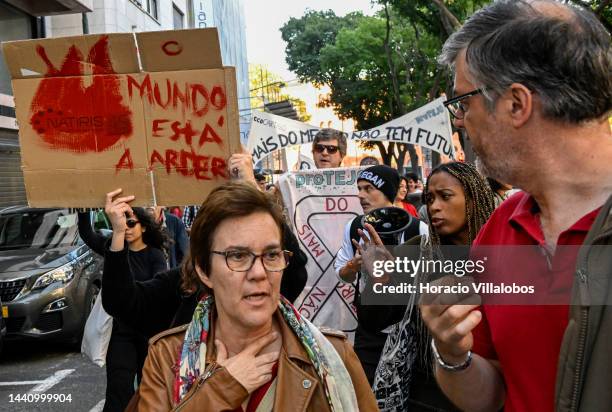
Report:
248,97,454,163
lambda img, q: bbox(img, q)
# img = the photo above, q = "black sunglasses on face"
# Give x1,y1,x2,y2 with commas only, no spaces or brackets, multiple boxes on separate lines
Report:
126,219,140,228
443,88,484,120
314,144,340,154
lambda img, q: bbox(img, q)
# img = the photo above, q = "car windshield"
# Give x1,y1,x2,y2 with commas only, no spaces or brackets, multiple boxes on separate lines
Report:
0,209,78,251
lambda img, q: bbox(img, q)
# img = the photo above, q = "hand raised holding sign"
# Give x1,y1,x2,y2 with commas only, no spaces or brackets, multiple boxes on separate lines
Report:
105,188,135,251
228,147,256,185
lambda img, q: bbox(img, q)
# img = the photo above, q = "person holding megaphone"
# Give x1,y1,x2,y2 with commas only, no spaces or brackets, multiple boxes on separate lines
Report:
334,165,429,384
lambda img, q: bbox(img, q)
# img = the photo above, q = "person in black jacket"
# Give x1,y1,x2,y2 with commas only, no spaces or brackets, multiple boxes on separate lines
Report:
78,202,168,412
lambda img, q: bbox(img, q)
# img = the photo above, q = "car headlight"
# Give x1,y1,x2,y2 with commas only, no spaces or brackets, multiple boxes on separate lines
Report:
32,262,76,290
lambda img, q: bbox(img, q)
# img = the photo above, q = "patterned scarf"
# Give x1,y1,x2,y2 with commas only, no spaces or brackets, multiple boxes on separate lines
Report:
173,295,358,411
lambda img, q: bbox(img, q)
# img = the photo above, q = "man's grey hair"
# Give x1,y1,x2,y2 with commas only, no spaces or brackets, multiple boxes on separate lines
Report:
312,128,347,157
439,0,611,123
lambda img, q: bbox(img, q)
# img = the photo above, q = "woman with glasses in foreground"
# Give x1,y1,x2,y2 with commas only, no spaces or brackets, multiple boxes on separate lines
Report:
112,182,377,411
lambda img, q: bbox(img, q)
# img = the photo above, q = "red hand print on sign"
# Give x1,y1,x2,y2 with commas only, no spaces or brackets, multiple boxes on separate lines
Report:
29,35,132,153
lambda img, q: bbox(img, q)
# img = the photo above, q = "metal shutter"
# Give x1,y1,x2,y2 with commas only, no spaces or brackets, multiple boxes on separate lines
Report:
0,134,26,207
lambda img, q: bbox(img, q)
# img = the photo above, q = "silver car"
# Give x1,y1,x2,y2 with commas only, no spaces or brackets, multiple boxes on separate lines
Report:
0,207,108,347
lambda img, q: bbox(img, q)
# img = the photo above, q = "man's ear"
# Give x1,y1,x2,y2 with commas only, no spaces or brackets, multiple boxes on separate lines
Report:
507,83,533,128
195,264,213,290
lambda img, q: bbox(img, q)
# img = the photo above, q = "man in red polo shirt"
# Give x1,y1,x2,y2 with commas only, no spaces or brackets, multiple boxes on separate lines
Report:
419,1,612,411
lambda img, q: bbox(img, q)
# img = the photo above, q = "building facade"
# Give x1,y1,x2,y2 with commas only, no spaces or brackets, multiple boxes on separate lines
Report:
0,0,250,207
203,0,251,142
0,0,94,207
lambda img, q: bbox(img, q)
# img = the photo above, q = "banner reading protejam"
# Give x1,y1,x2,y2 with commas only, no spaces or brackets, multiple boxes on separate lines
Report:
278,167,364,339
248,97,454,162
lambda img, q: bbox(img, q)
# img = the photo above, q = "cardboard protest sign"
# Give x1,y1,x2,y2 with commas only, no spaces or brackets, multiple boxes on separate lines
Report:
248,97,454,163
278,167,364,339
2,28,240,207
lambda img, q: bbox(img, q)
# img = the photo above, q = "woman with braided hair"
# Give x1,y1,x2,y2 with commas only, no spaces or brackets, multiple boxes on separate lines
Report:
356,161,495,411
425,161,496,246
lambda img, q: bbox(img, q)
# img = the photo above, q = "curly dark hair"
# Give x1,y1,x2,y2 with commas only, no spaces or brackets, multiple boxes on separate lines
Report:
424,162,495,245
131,207,172,253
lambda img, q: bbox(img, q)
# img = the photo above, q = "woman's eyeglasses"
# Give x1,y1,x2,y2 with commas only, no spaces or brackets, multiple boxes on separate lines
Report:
212,249,293,272
314,144,340,154
126,219,140,228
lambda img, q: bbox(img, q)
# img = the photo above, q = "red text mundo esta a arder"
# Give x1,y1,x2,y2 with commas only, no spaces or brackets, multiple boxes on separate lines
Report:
28,35,229,181
122,73,229,180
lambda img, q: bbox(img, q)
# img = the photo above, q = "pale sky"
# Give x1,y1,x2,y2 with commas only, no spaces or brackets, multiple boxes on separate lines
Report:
243,0,380,81
243,1,383,164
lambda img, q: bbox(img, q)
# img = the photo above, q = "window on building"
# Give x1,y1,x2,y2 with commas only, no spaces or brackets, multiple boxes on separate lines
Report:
173,4,184,29
148,0,158,20
0,2,34,96
131,0,158,20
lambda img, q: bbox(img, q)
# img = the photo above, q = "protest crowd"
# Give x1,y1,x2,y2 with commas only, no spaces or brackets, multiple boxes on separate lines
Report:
1,0,611,411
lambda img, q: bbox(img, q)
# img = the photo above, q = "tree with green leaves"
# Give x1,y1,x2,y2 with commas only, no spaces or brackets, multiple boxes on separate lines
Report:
565,0,611,31
384,0,490,165
282,10,365,85
282,7,443,169
282,1,610,169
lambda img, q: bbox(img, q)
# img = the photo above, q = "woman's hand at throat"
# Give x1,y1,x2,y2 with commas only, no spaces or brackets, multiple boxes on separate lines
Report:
215,332,280,393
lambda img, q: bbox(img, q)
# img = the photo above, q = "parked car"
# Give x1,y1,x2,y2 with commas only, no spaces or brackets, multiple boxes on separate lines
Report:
0,295,5,355
0,207,109,346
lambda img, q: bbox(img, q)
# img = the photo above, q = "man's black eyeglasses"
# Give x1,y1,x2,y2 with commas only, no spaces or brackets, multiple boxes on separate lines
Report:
212,249,293,272
126,219,140,228
314,144,340,154
443,89,484,120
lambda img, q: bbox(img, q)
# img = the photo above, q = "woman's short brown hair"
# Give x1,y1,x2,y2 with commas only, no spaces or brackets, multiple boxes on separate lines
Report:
180,181,285,295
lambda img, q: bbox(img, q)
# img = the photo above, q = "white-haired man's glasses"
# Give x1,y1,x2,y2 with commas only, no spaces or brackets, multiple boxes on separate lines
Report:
443,89,484,120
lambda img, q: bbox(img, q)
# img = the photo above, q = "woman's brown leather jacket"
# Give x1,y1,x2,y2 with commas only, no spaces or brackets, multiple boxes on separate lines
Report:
133,311,379,411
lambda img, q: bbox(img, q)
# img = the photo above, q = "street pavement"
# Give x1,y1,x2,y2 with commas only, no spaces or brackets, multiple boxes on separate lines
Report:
0,340,106,411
